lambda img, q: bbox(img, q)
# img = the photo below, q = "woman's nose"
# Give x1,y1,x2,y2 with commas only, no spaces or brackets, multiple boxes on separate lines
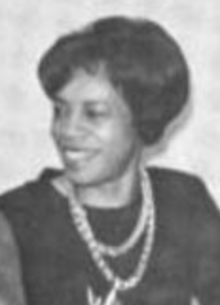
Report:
60,112,87,140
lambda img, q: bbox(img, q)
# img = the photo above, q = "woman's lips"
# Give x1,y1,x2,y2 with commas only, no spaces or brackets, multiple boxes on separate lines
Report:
63,149,98,163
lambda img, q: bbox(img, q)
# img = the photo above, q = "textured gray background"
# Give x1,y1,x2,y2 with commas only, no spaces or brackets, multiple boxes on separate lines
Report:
0,0,219,207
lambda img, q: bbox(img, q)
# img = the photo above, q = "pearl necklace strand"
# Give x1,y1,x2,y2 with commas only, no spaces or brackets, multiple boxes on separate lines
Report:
66,168,156,305
97,181,151,258
67,173,152,258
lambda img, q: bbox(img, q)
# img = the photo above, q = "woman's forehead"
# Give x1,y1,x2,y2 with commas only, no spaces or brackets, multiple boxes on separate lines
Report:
56,66,122,104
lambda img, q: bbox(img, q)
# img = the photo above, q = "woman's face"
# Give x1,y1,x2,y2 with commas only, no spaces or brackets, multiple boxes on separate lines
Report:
51,69,142,186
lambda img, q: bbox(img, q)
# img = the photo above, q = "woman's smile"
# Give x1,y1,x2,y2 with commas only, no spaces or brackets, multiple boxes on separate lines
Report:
63,148,99,164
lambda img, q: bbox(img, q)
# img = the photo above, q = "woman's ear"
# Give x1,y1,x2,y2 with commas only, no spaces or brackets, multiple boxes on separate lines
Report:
0,213,26,305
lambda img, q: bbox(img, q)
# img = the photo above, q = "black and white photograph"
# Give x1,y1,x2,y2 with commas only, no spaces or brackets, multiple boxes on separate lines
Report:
0,1,219,305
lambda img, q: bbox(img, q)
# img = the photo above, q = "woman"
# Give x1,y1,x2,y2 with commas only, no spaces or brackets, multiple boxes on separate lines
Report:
0,16,220,305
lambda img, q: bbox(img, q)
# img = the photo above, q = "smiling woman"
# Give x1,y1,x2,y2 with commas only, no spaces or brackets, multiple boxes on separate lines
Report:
0,15,219,305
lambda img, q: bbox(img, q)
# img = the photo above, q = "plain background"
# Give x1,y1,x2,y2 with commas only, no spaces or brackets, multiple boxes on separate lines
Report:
0,0,220,207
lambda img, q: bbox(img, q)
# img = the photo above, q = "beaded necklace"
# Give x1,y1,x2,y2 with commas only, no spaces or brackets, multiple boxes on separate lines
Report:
65,169,155,305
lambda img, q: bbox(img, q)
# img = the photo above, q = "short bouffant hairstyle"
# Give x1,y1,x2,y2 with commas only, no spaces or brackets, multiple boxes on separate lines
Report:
38,16,190,145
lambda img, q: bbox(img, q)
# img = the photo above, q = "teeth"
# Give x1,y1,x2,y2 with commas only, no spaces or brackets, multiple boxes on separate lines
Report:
64,151,93,161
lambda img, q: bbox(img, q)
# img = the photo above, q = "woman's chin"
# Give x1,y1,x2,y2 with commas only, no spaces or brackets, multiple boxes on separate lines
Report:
64,167,102,187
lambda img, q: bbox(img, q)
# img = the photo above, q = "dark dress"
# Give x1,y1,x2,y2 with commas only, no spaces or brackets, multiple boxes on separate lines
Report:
0,167,220,305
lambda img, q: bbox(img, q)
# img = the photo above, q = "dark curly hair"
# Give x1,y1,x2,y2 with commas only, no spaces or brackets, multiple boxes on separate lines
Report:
38,16,190,145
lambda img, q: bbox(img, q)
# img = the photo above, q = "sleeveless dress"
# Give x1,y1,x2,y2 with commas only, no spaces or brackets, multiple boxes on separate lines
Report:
0,167,220,305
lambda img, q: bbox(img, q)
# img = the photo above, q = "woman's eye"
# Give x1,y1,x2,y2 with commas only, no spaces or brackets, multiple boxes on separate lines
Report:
85,108,108,120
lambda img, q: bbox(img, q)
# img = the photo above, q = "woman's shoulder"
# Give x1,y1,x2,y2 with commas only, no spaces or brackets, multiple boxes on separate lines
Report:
148,166,205,190
0,168,61,209
148,166,212,205
148,166,220,225
149,166,220,233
